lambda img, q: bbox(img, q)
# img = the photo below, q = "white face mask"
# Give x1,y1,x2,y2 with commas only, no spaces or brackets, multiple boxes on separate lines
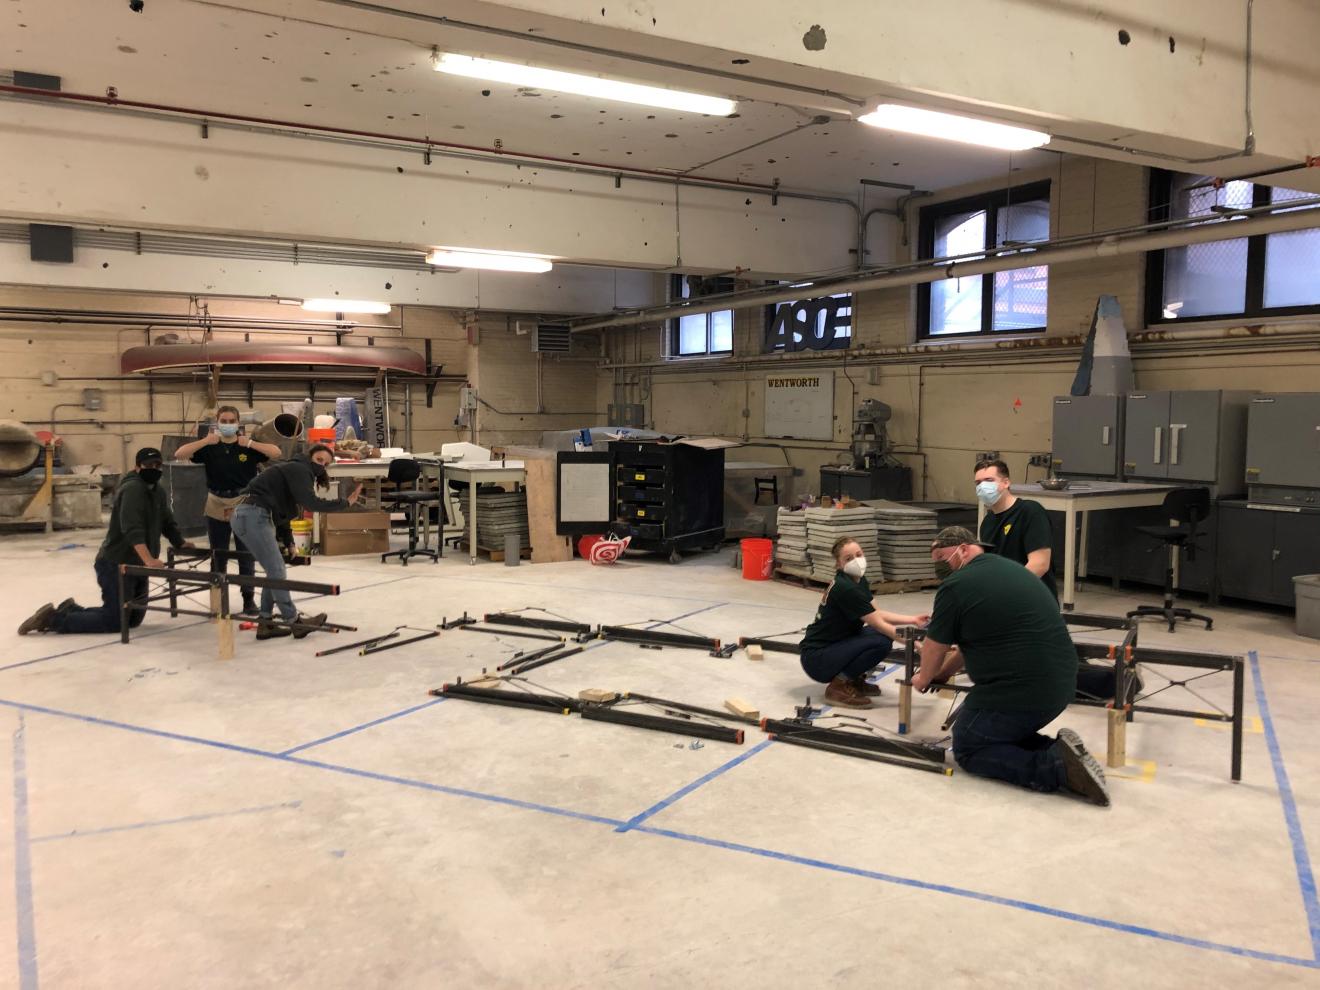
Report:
842,556,867,579
975,480,1002,506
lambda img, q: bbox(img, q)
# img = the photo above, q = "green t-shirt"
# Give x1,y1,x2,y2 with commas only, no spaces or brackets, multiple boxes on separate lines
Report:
800,571,875,653
925,553,1075,712
979,497,1058,599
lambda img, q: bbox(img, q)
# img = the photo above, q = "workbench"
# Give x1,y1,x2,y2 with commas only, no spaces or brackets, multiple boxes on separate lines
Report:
446,460,527,565
316,456,445,545
978,481,1175,609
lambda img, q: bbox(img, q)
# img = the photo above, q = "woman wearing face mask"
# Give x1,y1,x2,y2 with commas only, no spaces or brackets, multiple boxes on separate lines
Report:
797,536,929,709
174,407,285,615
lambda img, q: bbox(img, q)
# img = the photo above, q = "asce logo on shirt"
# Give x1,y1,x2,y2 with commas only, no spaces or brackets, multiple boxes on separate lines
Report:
238,453,248,462
1003,523,1012,535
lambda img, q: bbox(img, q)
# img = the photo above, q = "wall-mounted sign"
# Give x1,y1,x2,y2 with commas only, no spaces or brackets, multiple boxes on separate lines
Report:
764,371,835,440
765,293,852,352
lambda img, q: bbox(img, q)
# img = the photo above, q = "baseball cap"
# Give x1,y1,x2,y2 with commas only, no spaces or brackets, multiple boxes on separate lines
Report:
931,525,995,550
134,446,164,466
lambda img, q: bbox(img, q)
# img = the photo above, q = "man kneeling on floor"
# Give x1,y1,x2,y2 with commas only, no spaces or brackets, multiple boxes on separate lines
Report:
231,443,361,640
912,526,1110,806
19,447,194,636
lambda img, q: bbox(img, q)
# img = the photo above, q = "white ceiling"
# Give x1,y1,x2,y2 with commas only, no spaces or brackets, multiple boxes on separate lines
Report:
3,0,1059,200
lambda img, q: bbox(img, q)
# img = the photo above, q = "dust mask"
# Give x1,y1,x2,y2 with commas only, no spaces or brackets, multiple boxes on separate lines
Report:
975,480,1001,507
218,423,239,438
843,556,867,579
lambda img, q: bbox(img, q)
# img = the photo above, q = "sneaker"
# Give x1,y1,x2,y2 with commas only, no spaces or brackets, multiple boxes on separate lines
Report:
851,675,882,697
291,612,327,640
255,621,292,641
17,603,55,636
824,675,872,709
1056,728,1111,807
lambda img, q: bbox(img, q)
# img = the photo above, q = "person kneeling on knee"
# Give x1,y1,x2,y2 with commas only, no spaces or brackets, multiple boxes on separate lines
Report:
797,537,928,709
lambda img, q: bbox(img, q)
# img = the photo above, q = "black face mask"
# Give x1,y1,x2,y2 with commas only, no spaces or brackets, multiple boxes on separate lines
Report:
138,467,162,487
310,462,329,486
933,559,953,581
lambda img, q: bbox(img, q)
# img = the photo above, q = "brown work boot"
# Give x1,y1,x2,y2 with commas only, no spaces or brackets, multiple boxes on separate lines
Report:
255,621,292,641
292,612,327,640
1056,728,1111,807
825,675,872,709
851,675,882,696
17,603,55,636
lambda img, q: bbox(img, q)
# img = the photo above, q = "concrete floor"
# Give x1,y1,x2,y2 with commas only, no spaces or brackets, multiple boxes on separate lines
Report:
0,526,1318,988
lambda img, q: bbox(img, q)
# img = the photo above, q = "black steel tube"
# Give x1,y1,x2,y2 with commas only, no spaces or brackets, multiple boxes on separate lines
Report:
495,643,564,672
1064,612,1133,631
737,637,801,656
118,565,130,645
120,565,337,596
599,626,719,651
483,613,594,635
761,718,947,765
623,693,759,726
316,631,400,657
579,705,744,744
361,631,438,655
510,646,585,675
1232,658,1245,782
459,625,565,643
771,733,953,775
1129,703,1229,721
1129,647,1238,670
439,683,579,714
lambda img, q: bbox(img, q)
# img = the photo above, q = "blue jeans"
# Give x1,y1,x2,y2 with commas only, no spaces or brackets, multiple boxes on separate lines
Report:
951,706,1069,792
801,627,894,683
207,515,256,607
50,558,148,635
230,504,297,622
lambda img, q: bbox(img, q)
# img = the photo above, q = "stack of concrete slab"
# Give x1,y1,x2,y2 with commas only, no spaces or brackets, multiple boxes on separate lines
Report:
803,506,884,584
864,499,939,582
474,490,530,549
774,508,809,569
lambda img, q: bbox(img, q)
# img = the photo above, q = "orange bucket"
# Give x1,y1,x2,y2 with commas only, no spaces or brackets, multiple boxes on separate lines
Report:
307,427,336,446
741,538,774,580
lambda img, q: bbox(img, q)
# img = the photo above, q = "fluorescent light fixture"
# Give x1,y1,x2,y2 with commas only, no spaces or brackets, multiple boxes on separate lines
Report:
426,248,553,273
858,104,1050,151
434,52,737,116
301,298,391,314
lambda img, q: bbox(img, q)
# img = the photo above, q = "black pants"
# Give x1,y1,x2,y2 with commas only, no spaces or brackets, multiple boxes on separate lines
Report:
207,515,256,607
49,558,148,634
800,628,895,683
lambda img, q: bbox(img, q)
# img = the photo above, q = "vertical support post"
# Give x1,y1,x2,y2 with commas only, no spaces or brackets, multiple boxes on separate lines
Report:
208,582,222,624
1106,705,1127,769
468,476,478,566
898,625,915,734
118,565,130,644
167,547,179,618
1231,657,1244,782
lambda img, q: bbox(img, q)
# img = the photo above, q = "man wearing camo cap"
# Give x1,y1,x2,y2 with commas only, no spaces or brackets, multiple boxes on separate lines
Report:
914,525,1109,806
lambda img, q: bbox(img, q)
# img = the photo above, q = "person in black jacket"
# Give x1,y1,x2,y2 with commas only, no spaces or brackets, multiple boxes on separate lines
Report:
230,444,362,640
19,447,194,635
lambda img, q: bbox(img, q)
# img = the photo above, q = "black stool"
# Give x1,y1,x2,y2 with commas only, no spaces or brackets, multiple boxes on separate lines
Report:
1127,487,1213,633
381,458,441,565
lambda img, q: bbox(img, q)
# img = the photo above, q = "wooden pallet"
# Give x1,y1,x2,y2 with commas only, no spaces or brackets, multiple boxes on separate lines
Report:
460,541,533,562
773,565,939,595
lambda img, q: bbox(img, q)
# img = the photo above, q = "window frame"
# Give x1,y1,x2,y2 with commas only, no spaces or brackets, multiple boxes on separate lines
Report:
1145,169,1320,326
666,274,735,359
916,179,1052,340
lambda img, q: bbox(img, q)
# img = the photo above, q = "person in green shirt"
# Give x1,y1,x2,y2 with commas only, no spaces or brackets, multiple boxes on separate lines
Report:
913,526,1110,806
18,447,194,636
798,535,928,709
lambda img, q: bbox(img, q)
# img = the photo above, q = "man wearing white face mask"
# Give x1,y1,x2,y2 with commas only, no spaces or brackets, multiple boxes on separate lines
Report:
974,458,1056,599
798,536,929,708
174,406,284,615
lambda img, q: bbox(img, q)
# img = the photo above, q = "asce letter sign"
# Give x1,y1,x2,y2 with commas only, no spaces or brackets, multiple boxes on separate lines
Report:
765,293,852,352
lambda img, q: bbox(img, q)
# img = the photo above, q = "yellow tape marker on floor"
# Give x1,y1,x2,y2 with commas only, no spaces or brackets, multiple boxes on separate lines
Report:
1193,716,1263,734
1107,759,1157,784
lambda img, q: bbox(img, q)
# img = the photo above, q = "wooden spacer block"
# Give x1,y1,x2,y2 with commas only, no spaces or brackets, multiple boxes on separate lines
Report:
578,688,618,703
1106,706,1127,769
468,677,502,690
217,617,235,661
745,644,764,661
724,697,759,719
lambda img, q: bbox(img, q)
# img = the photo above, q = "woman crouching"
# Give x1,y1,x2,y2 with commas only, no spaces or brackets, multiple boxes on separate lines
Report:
798,536,927,709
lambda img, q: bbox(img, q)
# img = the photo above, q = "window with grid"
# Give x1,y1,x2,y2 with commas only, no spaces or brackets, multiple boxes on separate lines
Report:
917,181,1051,338
1147,171,1320,323
667,275,734,358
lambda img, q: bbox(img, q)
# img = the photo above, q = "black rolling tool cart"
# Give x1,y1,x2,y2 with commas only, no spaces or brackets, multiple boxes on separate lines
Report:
556,439,727,562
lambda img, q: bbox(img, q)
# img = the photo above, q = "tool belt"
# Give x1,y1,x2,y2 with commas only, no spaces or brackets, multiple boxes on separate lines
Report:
205,492,245,522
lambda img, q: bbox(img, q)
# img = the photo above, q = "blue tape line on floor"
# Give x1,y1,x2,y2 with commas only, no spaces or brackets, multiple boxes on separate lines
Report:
1250,650,1320,960
616,739,773,833
279,699,446,756
33,800,303,842
11,713,38,990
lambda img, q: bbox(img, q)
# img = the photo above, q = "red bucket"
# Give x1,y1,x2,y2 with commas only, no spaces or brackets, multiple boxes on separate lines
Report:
741,538,775,580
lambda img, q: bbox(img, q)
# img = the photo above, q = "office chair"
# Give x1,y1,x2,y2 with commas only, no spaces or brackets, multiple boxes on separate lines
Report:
381,458,441,565
1126,487,1213,633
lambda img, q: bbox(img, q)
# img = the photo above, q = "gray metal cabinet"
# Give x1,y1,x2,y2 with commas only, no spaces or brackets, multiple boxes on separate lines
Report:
1123,390,1252,494
1217,501,1320,606
1050,395,1123,478
1245,393,1320,493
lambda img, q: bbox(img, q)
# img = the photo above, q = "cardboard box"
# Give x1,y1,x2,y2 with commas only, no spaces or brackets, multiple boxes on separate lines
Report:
321,510,390,556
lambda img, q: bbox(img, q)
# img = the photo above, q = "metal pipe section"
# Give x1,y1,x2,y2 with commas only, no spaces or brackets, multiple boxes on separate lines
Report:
572,199,1320,331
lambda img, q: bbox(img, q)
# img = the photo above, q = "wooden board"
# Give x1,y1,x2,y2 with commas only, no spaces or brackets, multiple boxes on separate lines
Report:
507,448,574,564
724,697,759,719
458,541,533,562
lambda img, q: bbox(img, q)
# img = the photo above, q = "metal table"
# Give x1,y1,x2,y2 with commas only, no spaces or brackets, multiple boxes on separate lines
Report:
446,460,527,565
978,481,1175,609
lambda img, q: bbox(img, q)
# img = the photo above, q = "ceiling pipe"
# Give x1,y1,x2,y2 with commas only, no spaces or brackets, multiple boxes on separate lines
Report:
570,197,1320,331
